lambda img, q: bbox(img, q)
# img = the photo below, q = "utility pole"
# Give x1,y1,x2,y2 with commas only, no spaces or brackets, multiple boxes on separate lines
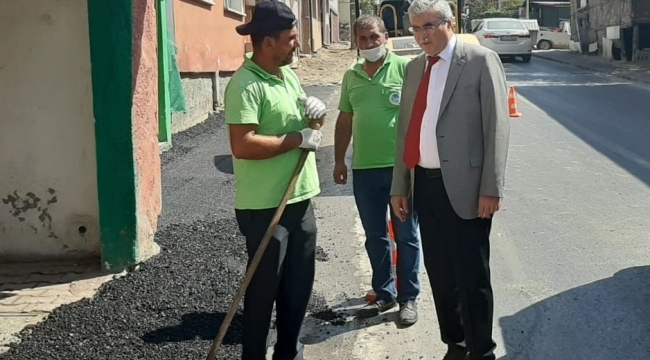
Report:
352,0,360,51
526,0,529,19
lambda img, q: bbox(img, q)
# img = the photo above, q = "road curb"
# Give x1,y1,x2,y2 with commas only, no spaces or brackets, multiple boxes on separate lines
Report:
533,53,650,86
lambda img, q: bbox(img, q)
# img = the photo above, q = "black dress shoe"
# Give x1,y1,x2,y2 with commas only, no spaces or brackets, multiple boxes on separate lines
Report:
356,299,397,318
442,344,469,360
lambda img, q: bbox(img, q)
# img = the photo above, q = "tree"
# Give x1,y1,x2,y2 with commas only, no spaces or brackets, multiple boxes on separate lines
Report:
359,0,376,15
470,0,523,19
500,0,524,14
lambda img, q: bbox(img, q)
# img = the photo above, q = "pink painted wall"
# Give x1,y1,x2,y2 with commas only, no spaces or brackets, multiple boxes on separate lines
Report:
174,0,247,73
132,0,162,259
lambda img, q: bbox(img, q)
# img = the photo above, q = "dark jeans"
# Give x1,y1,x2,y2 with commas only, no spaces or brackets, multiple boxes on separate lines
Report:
413,166,497,360
235,199,317,360
352,166,421,303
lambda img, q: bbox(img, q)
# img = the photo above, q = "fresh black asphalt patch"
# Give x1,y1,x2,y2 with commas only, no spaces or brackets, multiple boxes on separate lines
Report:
1,87,343,360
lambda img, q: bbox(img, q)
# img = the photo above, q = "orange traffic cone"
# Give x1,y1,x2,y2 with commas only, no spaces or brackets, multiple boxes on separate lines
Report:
508,86,522,118
364,219,399,303
389,219,399,291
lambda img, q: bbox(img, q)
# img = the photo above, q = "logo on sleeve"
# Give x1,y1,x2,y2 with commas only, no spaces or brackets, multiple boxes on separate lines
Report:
389,91,401,105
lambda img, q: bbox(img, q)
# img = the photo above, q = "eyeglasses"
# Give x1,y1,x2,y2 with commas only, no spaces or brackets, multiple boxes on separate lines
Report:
409,19,447,34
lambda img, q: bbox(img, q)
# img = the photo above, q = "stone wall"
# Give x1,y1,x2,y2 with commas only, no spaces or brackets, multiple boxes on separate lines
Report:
587,0,633,30
171,72,232,134
574,0,633,53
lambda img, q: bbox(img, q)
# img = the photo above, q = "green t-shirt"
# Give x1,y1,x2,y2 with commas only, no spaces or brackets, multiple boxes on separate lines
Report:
224,54,320,210
338,51,409,170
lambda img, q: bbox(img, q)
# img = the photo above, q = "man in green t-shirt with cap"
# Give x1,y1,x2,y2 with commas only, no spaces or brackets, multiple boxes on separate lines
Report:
224,2,328,359
333,15,421,327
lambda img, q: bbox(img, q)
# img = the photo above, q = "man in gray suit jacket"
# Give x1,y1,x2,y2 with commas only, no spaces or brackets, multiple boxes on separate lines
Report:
390,0,510,359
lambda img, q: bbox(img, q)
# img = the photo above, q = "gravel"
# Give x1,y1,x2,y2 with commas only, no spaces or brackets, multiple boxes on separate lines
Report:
1,218,341,360
1,218,246,360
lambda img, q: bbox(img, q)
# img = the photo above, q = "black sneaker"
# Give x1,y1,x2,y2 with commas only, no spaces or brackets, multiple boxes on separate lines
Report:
398,300,418,326
356,299,397,318
443,344,469,360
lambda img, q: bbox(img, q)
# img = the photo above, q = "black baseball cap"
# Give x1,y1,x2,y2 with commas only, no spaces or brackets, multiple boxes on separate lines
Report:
235,1,297,36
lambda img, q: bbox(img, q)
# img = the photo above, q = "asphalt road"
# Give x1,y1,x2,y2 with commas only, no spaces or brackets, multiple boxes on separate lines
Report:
303,55,650,360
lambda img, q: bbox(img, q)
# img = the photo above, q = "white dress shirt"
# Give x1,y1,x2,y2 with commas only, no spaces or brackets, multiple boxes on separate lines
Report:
418,35,457,169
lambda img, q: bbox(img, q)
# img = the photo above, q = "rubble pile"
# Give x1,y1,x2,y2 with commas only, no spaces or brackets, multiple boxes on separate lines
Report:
1,218,341,360
1,219,248,360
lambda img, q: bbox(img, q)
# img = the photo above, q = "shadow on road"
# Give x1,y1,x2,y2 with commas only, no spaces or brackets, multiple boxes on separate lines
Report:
498,266,650,359
300,296,402,345
142,311,244,345
504,62,650,187
214,155,234,175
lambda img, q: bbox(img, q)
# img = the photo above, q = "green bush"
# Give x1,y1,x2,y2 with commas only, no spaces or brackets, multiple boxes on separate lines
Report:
474,9,519,19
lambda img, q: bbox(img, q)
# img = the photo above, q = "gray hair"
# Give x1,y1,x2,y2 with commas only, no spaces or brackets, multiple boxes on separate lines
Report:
353,15,387,37
407,0,454,22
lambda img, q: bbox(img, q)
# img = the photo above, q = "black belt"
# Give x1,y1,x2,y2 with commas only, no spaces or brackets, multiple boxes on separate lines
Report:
415,165,442,178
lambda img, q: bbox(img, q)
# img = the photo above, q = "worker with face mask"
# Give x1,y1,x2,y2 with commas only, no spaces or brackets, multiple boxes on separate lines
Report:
333,15,421,327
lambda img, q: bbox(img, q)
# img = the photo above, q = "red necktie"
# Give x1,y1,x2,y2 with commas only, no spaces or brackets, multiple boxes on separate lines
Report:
403,56,440,169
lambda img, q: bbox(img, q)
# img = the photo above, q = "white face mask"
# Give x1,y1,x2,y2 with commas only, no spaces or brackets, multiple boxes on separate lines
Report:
359,44,387,62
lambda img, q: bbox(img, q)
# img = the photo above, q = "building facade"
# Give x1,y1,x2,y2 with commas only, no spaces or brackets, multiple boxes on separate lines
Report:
571,0,650,60
528,0,571,28
0,0,343,272
171,0,337,130
0,0,163,271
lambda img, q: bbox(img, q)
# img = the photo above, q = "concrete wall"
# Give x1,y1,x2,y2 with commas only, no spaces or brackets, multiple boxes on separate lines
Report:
312,0,324,52
171,0,247,131
171,74,214,133
589,0,633,29
576,0,633,36
331,11,340,43
338,0,351,24
132,0,162,261
574,0,633,53
302,0,324,53
0,0,100,262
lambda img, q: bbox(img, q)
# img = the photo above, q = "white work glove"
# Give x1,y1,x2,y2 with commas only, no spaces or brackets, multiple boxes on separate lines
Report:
300,96,327,120
299,128,323,151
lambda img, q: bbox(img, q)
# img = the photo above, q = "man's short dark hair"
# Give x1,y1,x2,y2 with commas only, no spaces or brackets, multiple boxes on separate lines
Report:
353,15,388,38
251,31,283,49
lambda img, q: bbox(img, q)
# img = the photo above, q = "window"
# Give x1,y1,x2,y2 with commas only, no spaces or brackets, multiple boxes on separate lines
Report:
486,20,525,30
193,0,215,5
225,0,245,15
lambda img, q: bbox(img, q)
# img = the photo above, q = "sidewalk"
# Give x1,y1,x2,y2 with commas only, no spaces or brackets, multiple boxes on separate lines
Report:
0,260,115,354
534,49,650,85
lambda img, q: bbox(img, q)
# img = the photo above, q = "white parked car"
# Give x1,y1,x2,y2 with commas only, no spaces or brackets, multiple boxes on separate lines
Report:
472,18,533,63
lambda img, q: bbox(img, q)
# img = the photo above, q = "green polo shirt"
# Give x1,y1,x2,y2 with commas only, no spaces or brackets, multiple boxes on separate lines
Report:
224,54,320,210
338,51,409,170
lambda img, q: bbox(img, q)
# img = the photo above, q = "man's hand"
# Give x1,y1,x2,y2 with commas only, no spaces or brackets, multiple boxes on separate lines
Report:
300,96,327,120
478,195,500,219
391,196,409,223
333,162,348,184
299,128,323,151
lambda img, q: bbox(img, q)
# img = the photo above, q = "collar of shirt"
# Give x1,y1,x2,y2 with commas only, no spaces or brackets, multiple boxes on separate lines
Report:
243,52,286,83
